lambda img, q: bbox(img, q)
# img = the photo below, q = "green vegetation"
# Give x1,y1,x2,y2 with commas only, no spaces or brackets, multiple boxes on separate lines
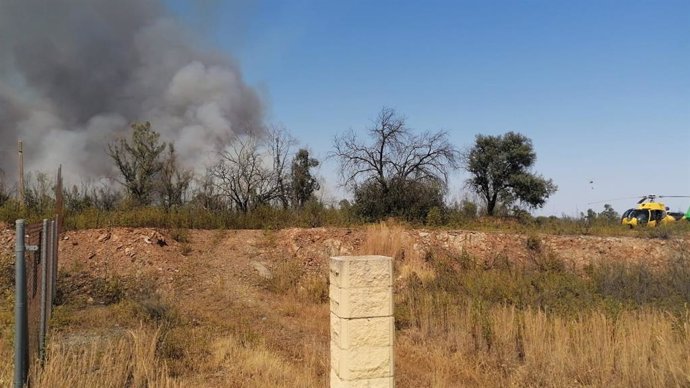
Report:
463,131,557,216
397,244,690,327
332,107,459,222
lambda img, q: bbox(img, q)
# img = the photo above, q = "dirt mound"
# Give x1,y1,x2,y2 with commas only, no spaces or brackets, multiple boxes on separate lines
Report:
3,225,686,301
58,228,186,295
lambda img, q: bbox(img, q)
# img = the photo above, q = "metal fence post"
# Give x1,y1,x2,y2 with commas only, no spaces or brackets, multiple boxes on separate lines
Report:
15,219,28,388
39,219,48,363
45,220,53,320
51,219,57,304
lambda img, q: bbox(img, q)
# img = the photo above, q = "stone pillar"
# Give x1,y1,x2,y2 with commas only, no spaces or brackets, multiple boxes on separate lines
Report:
330,255,394,388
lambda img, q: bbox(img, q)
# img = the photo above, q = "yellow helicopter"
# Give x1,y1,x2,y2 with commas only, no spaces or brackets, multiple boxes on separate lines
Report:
620,195,690,228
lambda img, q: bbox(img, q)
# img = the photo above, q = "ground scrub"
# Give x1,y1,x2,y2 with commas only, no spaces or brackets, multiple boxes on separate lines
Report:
397,245,690,329
394,247,690,386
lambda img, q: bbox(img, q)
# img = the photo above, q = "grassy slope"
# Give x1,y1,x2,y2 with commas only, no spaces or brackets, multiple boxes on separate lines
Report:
0,223,689,387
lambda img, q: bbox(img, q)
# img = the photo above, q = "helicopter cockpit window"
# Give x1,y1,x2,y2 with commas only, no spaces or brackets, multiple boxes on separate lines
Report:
631,209,649,223
622,209,633,219
651,210,664,222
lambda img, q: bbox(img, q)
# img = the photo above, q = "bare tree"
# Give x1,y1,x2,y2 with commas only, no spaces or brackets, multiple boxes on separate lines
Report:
210,126,297,213
267,124,296,209
333,107,459,189
24,171,55,213
0,169,10,206
159,143,193,210
331,107,460,220
190,169,227,212
210,136,277,213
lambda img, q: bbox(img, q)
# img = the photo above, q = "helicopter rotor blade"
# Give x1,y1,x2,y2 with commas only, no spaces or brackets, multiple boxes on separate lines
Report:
658,195,690,198
586,196,644,205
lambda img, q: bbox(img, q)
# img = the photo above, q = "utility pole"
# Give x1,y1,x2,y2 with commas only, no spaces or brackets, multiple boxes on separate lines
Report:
18,139,24,207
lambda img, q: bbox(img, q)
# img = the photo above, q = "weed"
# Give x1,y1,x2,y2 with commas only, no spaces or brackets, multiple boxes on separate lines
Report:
91,276,125,305
298,274,329,304
426,206,443,227
525,233,542,252
263,259,303,295
453,248,477,271
134,294,180,326
169,228,190,243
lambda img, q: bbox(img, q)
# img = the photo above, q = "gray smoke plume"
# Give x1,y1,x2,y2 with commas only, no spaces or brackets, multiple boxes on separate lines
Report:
0,0,264,183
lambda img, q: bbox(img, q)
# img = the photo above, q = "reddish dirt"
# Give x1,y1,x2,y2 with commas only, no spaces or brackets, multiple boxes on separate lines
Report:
2,225,686,290
1,223,687,386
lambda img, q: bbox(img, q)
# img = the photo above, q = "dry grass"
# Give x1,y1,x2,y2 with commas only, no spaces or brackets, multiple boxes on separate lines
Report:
2,223,690,387
1,326,179,388
397,300,690,387
358,221,435,281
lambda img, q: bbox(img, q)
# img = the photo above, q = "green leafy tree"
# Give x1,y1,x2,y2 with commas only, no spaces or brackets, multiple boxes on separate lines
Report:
598,204,620,223
463,131,557,216
290,149,320,208
108,121,166,206
332,107,459,221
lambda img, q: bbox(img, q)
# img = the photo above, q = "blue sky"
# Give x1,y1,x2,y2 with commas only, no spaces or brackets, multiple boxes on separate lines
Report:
167,0,690,216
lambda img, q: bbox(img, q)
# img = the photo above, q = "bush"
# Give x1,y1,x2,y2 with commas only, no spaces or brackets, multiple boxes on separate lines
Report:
353,179,446,223
426,207,443,227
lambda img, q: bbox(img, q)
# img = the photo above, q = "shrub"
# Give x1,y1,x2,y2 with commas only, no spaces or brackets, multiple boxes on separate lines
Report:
426,206,443,227
169,228,190,243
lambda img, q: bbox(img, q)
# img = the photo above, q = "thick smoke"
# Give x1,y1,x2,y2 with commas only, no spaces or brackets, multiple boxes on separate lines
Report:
0,0,264,183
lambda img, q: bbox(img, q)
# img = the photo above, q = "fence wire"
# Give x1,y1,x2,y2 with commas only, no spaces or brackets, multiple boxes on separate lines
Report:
14,166,62,387
24,222,43,369
15,218,59,387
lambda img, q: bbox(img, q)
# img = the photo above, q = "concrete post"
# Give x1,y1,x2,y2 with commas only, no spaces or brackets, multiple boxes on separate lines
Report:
329,255,394,388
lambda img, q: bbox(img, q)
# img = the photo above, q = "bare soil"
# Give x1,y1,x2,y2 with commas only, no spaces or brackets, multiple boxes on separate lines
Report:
1,224,687,385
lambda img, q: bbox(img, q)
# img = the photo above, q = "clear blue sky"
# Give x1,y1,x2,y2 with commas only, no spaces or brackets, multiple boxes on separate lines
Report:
167,0,690,216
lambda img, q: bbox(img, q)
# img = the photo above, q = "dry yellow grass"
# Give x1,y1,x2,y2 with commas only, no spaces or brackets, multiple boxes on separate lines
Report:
2,224,690,387
26,327,177,388
396,295,690,387
359,221,435,281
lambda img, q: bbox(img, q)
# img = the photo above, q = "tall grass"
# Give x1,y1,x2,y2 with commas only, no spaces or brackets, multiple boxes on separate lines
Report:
396,302,690,387
358,221,436,281
358,223,690,386
0,327,178,388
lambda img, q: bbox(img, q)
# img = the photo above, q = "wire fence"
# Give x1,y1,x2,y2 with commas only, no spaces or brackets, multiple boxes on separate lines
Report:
14,167,62,387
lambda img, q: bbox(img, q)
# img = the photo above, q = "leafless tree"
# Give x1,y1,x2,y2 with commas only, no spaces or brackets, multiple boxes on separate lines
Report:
159,143,193,210
210,125,297,213
210,136,274,213
189,169,226,212
332,107,460,191
267,124,296,209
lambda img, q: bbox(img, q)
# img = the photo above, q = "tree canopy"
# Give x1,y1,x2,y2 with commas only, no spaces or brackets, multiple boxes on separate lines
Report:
108,121,166,206
291,149,320,208
463,131,557,216
332,107,459,221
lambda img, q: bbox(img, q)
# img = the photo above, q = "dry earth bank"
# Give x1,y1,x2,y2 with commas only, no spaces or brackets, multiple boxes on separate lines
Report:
0,224,688,387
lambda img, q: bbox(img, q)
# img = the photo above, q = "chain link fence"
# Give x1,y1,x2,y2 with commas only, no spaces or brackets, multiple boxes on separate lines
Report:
14,167,62,387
